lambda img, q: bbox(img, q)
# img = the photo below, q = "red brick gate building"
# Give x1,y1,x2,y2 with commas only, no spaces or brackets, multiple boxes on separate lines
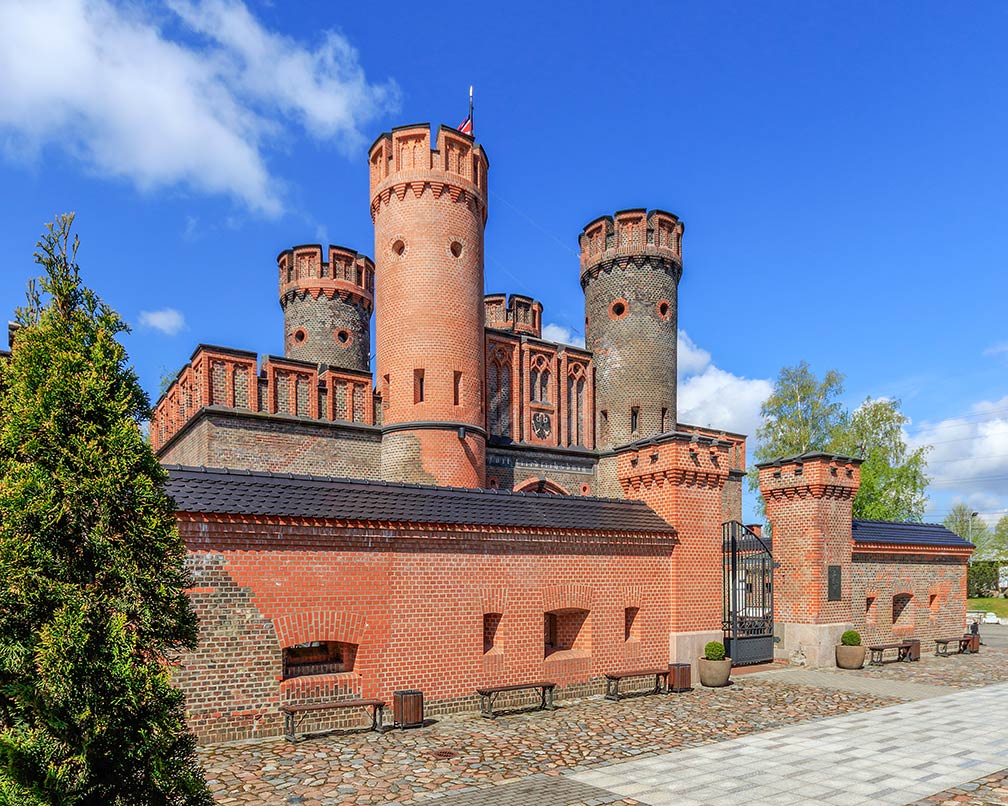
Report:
135,120,973,743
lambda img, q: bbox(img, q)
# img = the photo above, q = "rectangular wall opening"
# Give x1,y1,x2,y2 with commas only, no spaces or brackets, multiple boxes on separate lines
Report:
483,612,501,654
414,368,425,403
624,607,640,642
630,406,639,434
544,608,591,658
282,641,357,680
453,371,462,406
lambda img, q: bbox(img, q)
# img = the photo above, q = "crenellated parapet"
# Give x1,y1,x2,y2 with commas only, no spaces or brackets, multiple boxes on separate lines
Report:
484,293,543,338
757,452,862,501
277,244,375,312
578,209,683,288
368,124,489,224
150,345,375,453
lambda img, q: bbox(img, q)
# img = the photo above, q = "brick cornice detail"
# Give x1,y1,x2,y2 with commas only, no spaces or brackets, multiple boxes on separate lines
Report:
176,511,676,545
762,484,857,501
369,177,487,224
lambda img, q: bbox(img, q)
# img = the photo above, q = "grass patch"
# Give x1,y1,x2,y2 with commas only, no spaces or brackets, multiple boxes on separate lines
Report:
968,598,1008,618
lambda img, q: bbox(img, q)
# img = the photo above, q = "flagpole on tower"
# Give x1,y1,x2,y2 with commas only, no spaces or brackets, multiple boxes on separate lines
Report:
469,85,474,136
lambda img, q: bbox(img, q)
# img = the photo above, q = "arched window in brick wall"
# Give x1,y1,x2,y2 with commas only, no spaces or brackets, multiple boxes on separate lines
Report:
488,348,512,438
566,363,587,448
529,354,551,403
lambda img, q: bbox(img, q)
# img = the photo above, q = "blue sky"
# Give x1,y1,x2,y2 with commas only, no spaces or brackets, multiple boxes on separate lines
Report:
1,1,1006,524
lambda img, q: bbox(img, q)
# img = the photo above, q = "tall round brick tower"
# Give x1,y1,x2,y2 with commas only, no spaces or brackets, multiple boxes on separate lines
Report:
369,124,489,487
580,209,683,450
277,244,374,371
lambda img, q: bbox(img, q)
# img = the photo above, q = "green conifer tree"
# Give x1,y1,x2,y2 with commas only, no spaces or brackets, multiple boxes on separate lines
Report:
0,215,211,805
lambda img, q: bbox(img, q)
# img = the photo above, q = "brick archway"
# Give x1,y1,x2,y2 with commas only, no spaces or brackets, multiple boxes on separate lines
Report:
514,477,568,495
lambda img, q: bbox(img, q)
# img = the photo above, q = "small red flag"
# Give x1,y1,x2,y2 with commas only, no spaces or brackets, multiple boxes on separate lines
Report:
458,114,473,135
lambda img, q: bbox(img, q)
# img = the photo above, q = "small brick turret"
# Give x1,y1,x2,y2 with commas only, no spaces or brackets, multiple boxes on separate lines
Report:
580,209,683,450
483,293,542,338
278,244,374,372
369,124,490,487
758,452,862,666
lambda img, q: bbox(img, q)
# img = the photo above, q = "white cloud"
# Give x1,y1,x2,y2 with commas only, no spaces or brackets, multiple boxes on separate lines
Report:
542,323,585,348
0,0,399,216
138,308,187,336
676,329,771,437
911,395,1008,522
677,329,712,377
984,342,1008,357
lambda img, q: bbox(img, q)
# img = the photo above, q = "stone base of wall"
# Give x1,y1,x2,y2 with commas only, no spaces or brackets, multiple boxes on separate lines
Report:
774,622,853,668
670,629,723,680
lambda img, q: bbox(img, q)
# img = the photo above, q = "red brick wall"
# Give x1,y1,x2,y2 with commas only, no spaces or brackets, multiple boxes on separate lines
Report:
618,434,740,633
759,457,860,625
851,553,968,650
177,517,673,743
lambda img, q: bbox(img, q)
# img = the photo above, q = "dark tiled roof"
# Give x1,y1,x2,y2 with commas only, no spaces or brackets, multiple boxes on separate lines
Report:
852,519,973,549
163,465,676,535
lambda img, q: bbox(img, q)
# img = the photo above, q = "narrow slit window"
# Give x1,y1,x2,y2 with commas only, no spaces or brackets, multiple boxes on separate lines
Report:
661,407,668,432
631,406,639,434
454,371,462,406
414,369,425,404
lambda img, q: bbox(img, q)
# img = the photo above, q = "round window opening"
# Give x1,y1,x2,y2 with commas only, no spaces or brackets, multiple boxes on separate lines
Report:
450,240,463,257
293,329,306,343
658,301,670,318
610,300,627,318
392,239,405,256
336,329,351,345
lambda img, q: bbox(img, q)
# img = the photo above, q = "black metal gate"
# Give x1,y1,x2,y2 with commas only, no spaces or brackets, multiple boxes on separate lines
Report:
722,521,774,666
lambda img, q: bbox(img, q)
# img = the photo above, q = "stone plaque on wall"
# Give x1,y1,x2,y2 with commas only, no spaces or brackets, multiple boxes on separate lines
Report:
827,565,842,601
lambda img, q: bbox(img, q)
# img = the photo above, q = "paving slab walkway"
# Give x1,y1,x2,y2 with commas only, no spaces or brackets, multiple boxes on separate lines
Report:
568,681,1008,806
750,666,953,700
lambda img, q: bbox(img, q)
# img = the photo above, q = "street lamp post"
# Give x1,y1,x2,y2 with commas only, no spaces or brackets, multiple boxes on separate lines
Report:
969,512,978,566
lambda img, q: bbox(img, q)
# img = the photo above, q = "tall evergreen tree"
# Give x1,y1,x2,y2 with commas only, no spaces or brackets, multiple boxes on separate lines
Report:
0,215,211,805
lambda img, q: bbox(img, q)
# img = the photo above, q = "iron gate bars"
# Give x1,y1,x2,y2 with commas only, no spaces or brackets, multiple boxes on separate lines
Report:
722,520,775,665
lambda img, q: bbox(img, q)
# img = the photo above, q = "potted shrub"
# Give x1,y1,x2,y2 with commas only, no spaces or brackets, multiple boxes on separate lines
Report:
698,641,732,687
835,630,866,669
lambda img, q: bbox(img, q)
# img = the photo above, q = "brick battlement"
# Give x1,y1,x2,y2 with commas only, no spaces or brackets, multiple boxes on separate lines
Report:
579,209,683,285
484,293,543,338
277,244,374,312
757,452,862,500
368,124,489,223
150,345,374,452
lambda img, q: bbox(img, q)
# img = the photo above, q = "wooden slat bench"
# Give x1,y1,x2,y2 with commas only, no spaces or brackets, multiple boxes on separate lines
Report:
280,698,385,741
934,637,974,656
476,682,556,719
868,642,911,666
604,668,670,701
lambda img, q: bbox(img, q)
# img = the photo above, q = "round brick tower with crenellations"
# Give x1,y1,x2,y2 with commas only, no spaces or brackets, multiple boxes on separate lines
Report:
580,209,683,450
369,124,489,487
278,244,374,371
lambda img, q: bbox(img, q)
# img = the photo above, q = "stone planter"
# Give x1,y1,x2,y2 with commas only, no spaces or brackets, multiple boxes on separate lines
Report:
698,657,732,687
835,644,866,670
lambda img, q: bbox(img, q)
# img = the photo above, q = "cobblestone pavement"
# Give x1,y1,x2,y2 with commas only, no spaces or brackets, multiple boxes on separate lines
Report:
855,645,1008,689
909,769,1008,805
200,649,1008,805
199,678,892,805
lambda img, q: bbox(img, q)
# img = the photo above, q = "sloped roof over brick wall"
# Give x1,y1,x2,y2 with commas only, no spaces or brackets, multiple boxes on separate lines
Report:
163,465,676,536
852,519,973,550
